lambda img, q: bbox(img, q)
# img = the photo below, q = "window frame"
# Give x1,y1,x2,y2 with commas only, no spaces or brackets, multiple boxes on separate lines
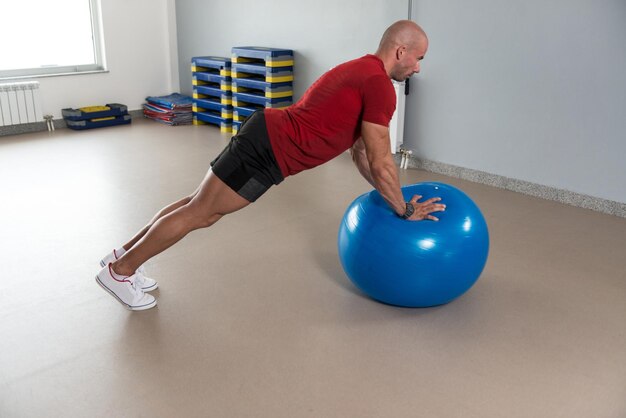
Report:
0,0,107,80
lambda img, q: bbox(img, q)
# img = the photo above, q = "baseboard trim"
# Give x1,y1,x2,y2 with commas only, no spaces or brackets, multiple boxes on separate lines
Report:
394,154,626,218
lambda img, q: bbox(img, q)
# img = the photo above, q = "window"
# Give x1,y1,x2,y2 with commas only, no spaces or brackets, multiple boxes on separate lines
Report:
0,0,106,79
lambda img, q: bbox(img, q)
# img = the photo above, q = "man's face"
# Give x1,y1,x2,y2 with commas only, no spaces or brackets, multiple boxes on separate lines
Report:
391,41,428,82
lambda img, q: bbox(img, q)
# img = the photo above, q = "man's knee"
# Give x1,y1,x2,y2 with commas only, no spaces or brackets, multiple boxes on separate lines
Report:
195,212,223,229
181,203,223,229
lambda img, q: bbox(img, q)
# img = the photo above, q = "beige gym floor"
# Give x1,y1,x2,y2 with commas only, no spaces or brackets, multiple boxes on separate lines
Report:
1,119,625,417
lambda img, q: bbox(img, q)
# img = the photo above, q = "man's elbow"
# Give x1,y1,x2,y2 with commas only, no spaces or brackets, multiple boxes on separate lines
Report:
369,162,394,183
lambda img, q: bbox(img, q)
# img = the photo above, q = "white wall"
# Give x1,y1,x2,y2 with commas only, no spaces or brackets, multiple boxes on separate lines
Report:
31,0,178,119
406,0,626,203
175,0,409,99
175,0,625,204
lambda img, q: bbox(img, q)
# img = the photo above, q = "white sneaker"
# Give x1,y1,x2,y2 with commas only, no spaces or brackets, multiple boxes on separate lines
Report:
135,269,158,292
100,250,158,292
96,264,157,311
99,249,124,268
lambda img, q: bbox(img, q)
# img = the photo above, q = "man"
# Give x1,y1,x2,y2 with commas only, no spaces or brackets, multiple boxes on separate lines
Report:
96,20,446,310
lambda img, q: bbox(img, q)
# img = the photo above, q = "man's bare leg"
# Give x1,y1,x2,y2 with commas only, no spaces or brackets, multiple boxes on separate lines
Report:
111,169,250,276
120,185,201,251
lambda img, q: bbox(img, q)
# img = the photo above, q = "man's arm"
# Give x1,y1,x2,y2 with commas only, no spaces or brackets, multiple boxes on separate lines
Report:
353,120,445,221
350,137,376,188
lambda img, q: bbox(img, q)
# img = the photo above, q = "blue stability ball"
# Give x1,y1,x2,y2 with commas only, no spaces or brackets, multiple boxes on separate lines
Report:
337,182,489,307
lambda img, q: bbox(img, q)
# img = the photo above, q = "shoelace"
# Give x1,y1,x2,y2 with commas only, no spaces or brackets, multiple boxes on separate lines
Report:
134,271,146,288
129,276,146,299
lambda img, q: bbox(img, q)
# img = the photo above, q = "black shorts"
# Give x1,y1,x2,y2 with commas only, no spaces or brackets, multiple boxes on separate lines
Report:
210,110,284,202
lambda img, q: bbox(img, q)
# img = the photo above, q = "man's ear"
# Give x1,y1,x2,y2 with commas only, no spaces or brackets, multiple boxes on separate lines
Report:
396,45,406,60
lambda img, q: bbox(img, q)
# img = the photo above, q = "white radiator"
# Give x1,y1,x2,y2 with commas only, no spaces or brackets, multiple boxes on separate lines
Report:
389,80,406,154
0,81,43,126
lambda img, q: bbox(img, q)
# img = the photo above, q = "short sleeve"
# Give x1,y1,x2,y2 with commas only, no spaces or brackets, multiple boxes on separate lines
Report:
361,74,396,127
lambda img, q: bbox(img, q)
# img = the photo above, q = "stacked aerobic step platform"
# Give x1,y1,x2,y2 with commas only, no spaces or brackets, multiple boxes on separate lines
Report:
62,104,131,130
191,56,233,133
231,47,293,134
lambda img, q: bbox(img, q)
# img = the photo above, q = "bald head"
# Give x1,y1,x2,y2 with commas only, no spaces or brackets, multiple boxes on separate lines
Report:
376,20,428,81
377,20,427,55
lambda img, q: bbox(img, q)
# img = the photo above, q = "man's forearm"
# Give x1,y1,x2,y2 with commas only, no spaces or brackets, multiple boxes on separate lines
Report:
352,141,406,216
369,158,407,216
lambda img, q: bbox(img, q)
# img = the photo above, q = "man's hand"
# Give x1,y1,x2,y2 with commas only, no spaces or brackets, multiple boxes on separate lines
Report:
404,194,446,221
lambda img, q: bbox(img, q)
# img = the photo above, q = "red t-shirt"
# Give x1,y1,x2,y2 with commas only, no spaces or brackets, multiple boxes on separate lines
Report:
264,54,396,178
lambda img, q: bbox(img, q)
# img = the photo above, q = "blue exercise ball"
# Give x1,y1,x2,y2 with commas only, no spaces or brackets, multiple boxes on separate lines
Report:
337,182,489,307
